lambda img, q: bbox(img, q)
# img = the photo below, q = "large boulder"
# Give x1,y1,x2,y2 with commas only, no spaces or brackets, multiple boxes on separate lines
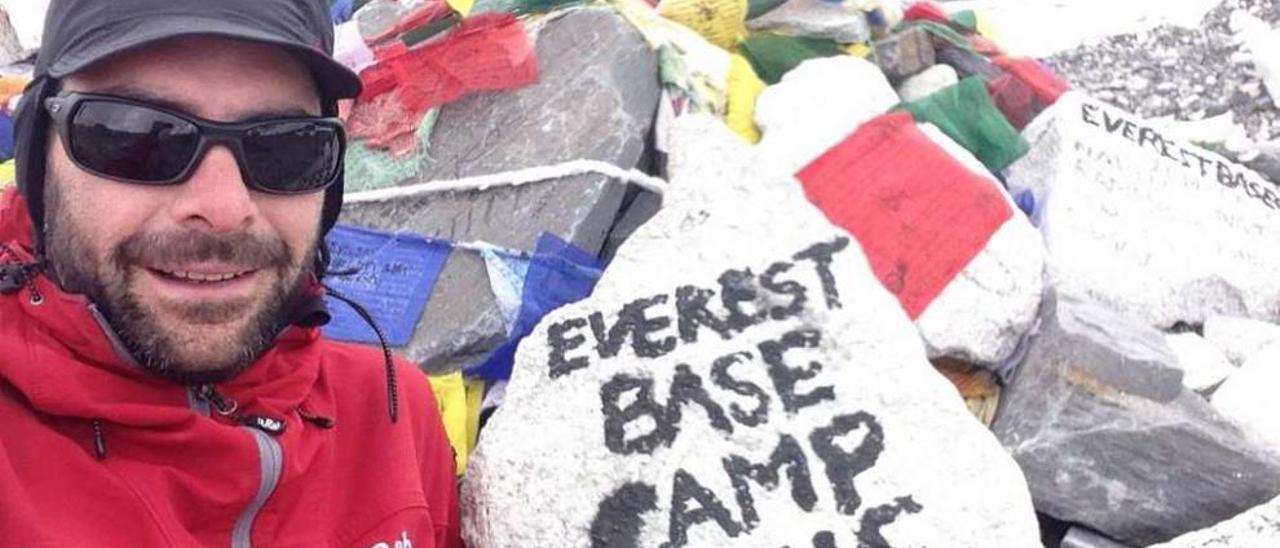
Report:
341,7,660,372
461,116,1041,547
1006,92,1280,329
992,290,1280,546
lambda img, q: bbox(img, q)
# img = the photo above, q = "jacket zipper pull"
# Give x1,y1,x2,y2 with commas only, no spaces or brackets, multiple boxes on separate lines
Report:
195,383,239,416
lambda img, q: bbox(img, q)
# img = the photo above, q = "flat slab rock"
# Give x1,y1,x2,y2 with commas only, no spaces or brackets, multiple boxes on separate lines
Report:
1006,92,1280,329
992,290,1280,546
1149,495,1280,548
461,116,1041,548
340,7,659,372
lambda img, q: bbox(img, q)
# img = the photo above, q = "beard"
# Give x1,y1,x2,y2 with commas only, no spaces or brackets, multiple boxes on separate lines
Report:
44,184,315,385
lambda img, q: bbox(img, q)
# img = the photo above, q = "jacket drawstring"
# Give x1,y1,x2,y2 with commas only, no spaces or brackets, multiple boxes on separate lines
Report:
91,419,107,460
323,286,399,424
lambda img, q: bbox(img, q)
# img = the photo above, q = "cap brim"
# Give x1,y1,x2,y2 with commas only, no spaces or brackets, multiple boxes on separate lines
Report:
46,13,362,100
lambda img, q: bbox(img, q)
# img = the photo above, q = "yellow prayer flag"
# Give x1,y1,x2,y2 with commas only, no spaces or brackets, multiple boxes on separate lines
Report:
845,42,872,58
0,162,14,188
428,371,470,475
725,52,764,143
657,0,747,50
447,0,476,17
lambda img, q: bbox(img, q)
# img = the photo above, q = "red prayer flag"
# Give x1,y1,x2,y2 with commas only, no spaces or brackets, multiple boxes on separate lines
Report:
904,2,950,24
795,112,1012,319
992,56,1070,105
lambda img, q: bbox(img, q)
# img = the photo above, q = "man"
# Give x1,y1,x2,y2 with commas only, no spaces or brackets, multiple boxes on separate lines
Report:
0,1,462,546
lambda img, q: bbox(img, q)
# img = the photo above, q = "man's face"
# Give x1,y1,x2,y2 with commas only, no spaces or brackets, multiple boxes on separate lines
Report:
44,37,327,383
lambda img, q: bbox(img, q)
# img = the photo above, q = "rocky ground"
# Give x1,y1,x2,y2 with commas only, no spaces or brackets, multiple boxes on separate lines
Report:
1046,0,1280,161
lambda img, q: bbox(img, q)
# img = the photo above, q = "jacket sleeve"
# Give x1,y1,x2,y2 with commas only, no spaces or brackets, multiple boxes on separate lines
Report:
412,364,464,548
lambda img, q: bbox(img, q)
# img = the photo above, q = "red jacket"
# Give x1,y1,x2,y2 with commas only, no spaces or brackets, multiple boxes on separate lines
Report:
0,190,462,547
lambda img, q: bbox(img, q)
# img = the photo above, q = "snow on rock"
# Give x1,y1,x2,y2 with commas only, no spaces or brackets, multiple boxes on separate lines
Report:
460,115,1042,548
1150,495,1280,548
1164,332,1236,392
896,64,960,103
1213,341,1280,452
1006,91,1280,329
1204,315,1280,366
755,55,899,172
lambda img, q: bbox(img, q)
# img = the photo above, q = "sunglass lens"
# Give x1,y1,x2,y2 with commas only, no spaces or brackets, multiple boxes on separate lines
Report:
242,122,342,193
69,100,199,183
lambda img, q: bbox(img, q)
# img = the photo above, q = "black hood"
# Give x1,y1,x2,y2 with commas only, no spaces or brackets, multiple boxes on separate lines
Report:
12,0,362,264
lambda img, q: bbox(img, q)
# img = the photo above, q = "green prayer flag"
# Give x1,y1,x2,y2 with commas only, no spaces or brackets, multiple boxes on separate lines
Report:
949,10,978,33
739,33,845,85
897,77,1029,173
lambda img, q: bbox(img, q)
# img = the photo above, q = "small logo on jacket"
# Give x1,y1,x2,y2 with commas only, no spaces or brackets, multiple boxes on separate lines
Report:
370,531,412,548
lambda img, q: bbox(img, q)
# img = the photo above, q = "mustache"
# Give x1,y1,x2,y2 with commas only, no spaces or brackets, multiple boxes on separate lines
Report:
113,229,292,270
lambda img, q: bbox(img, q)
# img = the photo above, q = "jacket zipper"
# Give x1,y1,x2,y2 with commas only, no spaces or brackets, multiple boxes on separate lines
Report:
192,384,284,548
231,427,283,548
96,305,285,547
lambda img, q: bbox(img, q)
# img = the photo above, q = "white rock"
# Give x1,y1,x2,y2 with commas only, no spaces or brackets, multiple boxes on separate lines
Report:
1150,495,1280,547
746,0,871,43
461,115,1042,548
1006,92,1280,329
1203,315,1280,366
914,125,1045,368
755,56,899,173
896,64,960,102
1164,332,1237,392
1234,12,1280,104
1212,342,1280,451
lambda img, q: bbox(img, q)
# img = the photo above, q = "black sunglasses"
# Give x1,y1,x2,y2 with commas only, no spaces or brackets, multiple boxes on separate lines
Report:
44,92,347,194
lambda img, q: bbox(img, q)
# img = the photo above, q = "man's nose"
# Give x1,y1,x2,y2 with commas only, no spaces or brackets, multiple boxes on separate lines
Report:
167,145,256,232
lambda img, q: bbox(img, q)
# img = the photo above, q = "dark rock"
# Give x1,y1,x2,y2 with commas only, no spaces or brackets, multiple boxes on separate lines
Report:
872,26,935,83
340,7,660,373
936,45,1004,81
992,290,1280,546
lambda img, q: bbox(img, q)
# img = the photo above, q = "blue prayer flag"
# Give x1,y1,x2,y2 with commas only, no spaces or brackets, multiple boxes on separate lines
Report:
323,224,451,346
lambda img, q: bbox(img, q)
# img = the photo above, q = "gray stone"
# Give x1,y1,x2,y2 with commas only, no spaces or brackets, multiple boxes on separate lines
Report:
937,45,1005,81
992,290,1280,546
873,27,935,83
461,115,1042,547
746,0,871,43
1150,495,1280,547
422,7,659,181
1061,527,1134,548
340,7,660,372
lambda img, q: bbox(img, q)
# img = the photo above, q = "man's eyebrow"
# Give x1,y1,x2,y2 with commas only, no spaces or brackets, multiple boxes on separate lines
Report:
89,84,315,120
